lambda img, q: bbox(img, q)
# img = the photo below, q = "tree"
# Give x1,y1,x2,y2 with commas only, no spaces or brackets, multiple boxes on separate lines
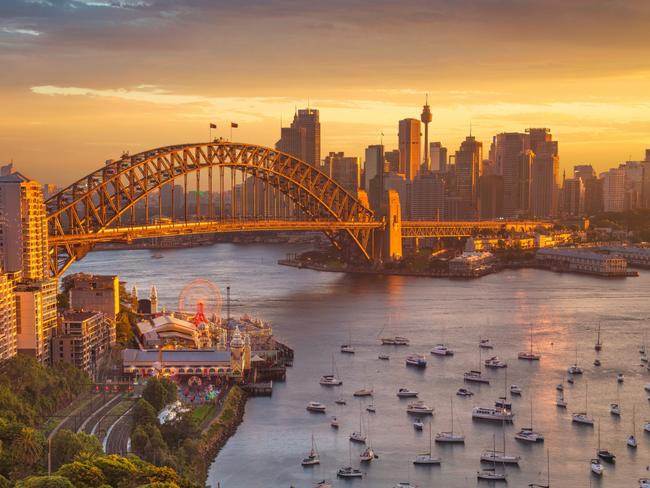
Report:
116,312,134,346
160,378,178,405
91,455,138,487
142,379,167,412
50,430,102,471
15,476,74,488
56,462,106,488
12,427,44,468
160,412,198,450
132,399,158,427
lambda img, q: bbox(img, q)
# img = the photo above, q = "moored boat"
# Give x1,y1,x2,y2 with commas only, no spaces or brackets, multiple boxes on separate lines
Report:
406,400,434,415
406,354,427,368
306,401,326,413
472,407,514,422
397,387,418,398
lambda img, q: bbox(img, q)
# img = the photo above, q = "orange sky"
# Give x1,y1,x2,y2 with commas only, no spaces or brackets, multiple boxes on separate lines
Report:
1,0,649,186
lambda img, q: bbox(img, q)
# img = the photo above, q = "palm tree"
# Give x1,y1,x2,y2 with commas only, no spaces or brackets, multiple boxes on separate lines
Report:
13,427,44,466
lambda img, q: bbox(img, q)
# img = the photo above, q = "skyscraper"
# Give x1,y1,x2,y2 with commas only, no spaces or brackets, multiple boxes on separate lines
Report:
601,168,626,212
491,132,531,217
364,145,385,212
420,96,432,172
323,152,360,195
275,108,321,167
411,172,445,220
398,118,421,181
528,128,559,217
478,174,504,219
429,142,447,172
563,178,584,217
454,135,483,219
0,268,18,362
385,149,401,173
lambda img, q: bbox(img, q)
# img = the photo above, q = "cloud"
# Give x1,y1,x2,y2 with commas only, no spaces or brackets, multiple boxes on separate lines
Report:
1,27,41,36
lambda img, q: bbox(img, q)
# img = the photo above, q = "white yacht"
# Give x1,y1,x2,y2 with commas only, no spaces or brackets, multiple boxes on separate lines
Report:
413,422,441,465
359,446,375,463
406,400,434,415
381,336,410,346
556,392,567,408
472,407,514,422
353,388,373,397
494,397,512,410
510,384,522,395
610,403,621,416
644,421,650,433
515,393,544,442
591,458,603,476
337,467,362,478
518,325,541,360
556,383,564,391
301,435,320,466
477,468,507,481
397,388,419,398
464,370,489,384
644,383,650,392
413,420,424,430
435,397,465,443
406,354,427,368
314,481,332,488
340,344,355,354
319,374,342,386
349,431,366,443
485,356,507,368
306,401,326,413
572,412,594,425
431,344,454,356
641,354,648,363
480,449,521,465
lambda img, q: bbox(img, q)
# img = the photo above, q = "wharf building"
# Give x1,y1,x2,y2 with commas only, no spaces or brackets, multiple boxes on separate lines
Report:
449,252,495,277
536,248,629,277
0,170,57,364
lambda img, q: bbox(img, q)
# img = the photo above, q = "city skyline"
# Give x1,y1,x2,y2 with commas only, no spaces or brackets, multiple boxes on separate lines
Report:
2,0,650,184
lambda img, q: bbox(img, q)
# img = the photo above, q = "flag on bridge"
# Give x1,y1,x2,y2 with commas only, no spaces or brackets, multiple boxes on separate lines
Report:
231,122,238,128
209,123,217,129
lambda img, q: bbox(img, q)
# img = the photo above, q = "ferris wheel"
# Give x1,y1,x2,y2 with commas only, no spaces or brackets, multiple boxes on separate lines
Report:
178,278,222,321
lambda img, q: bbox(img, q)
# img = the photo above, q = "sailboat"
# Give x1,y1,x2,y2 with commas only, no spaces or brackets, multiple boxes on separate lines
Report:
556,389,567,408
518,324,541,360
528,449,551,487
464,345,490,384
413,422,442,465
477,434,507,481
596,419,616,462
435,397,465,443
480,417,520,464
515,391,544,442
340,328,355,354
359,415,375,462
301,434,320,466
595,322,602,351
627,405,637,448
350,404,367,444
567,345,583,374
610,386,621,416
590,457,603,476
572,382,594,425
337,442,363,478
319,353,343,386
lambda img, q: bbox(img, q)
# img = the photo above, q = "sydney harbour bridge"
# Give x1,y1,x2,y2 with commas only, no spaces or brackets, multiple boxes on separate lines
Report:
46,141,549,277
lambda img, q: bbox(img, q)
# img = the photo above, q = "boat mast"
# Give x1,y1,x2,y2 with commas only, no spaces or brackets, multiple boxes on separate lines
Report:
428,421,432,456
450,396,454,435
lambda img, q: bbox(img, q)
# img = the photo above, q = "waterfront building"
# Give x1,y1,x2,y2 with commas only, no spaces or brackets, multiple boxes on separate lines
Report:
275,108,321,168
52,310,115,379
429,142,447,173
64,273,120,320
137,314,203,349
536,248,628,276
599,246,650,268
454,135,482,219
449,252,495,277
491,132,531,217
563,178,584,217
529,128,559,217
478,174,504,219
398,118,421,180
0,267,18,362
411,172,445,220
601,168,626,212
15,278,57,364
323,152,360,195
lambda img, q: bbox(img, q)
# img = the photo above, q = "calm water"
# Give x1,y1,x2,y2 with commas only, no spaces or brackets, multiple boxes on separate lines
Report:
67,243,650,488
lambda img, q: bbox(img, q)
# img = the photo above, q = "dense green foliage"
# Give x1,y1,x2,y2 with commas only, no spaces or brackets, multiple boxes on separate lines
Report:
142,378,177,412
591,209,650,241
50,430,102,471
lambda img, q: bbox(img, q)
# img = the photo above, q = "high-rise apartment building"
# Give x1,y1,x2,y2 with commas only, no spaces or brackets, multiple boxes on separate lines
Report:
429,142,447,172
0,173,49,281
454,135,483,219
411,172,445,220
528,128,559,218
398,118,421,180
0,268,18,362
601,168,626,212
275,108,321,167
491,132,531,217
16,279,57,364
323,152,360,195
478,174,504,219
64,273,120,320
563,178,584,217
583,177,603,215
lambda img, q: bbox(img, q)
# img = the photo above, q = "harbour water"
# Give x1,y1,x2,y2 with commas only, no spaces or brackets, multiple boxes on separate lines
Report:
68,243,650,488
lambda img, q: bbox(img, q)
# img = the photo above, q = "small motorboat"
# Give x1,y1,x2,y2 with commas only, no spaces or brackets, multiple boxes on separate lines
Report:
568,364,583,375
556,383,564,391
509,384,522,395
340,344,355,354
330,416,339,429
593,359,601,367
413,420,424,431
610,403,621,416
477,468,507,481
397,388,419,398
628,434,637,448
572,412,594,425
306,401,326,413
479,338,494,349
617,373,624,383
406,401,434,415
567,376,575,384
319,374,342,386
556,396,568,408
456,388,474,397
366,404,376,413
353,388,373,397
464,370,490,384
334,397,347,405
591,458,603,476
597,449,616,463
514,428,544,442
359,446,375,462
485,356,507,368
378,354,390,360
337,467,362,478
406,354,427,368
431,344,454,356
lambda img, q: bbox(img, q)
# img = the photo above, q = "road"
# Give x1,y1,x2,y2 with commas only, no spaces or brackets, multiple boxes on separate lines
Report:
103,404,134,455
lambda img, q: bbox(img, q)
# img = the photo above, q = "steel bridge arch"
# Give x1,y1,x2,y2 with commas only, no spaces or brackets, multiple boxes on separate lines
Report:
46,142,377,277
